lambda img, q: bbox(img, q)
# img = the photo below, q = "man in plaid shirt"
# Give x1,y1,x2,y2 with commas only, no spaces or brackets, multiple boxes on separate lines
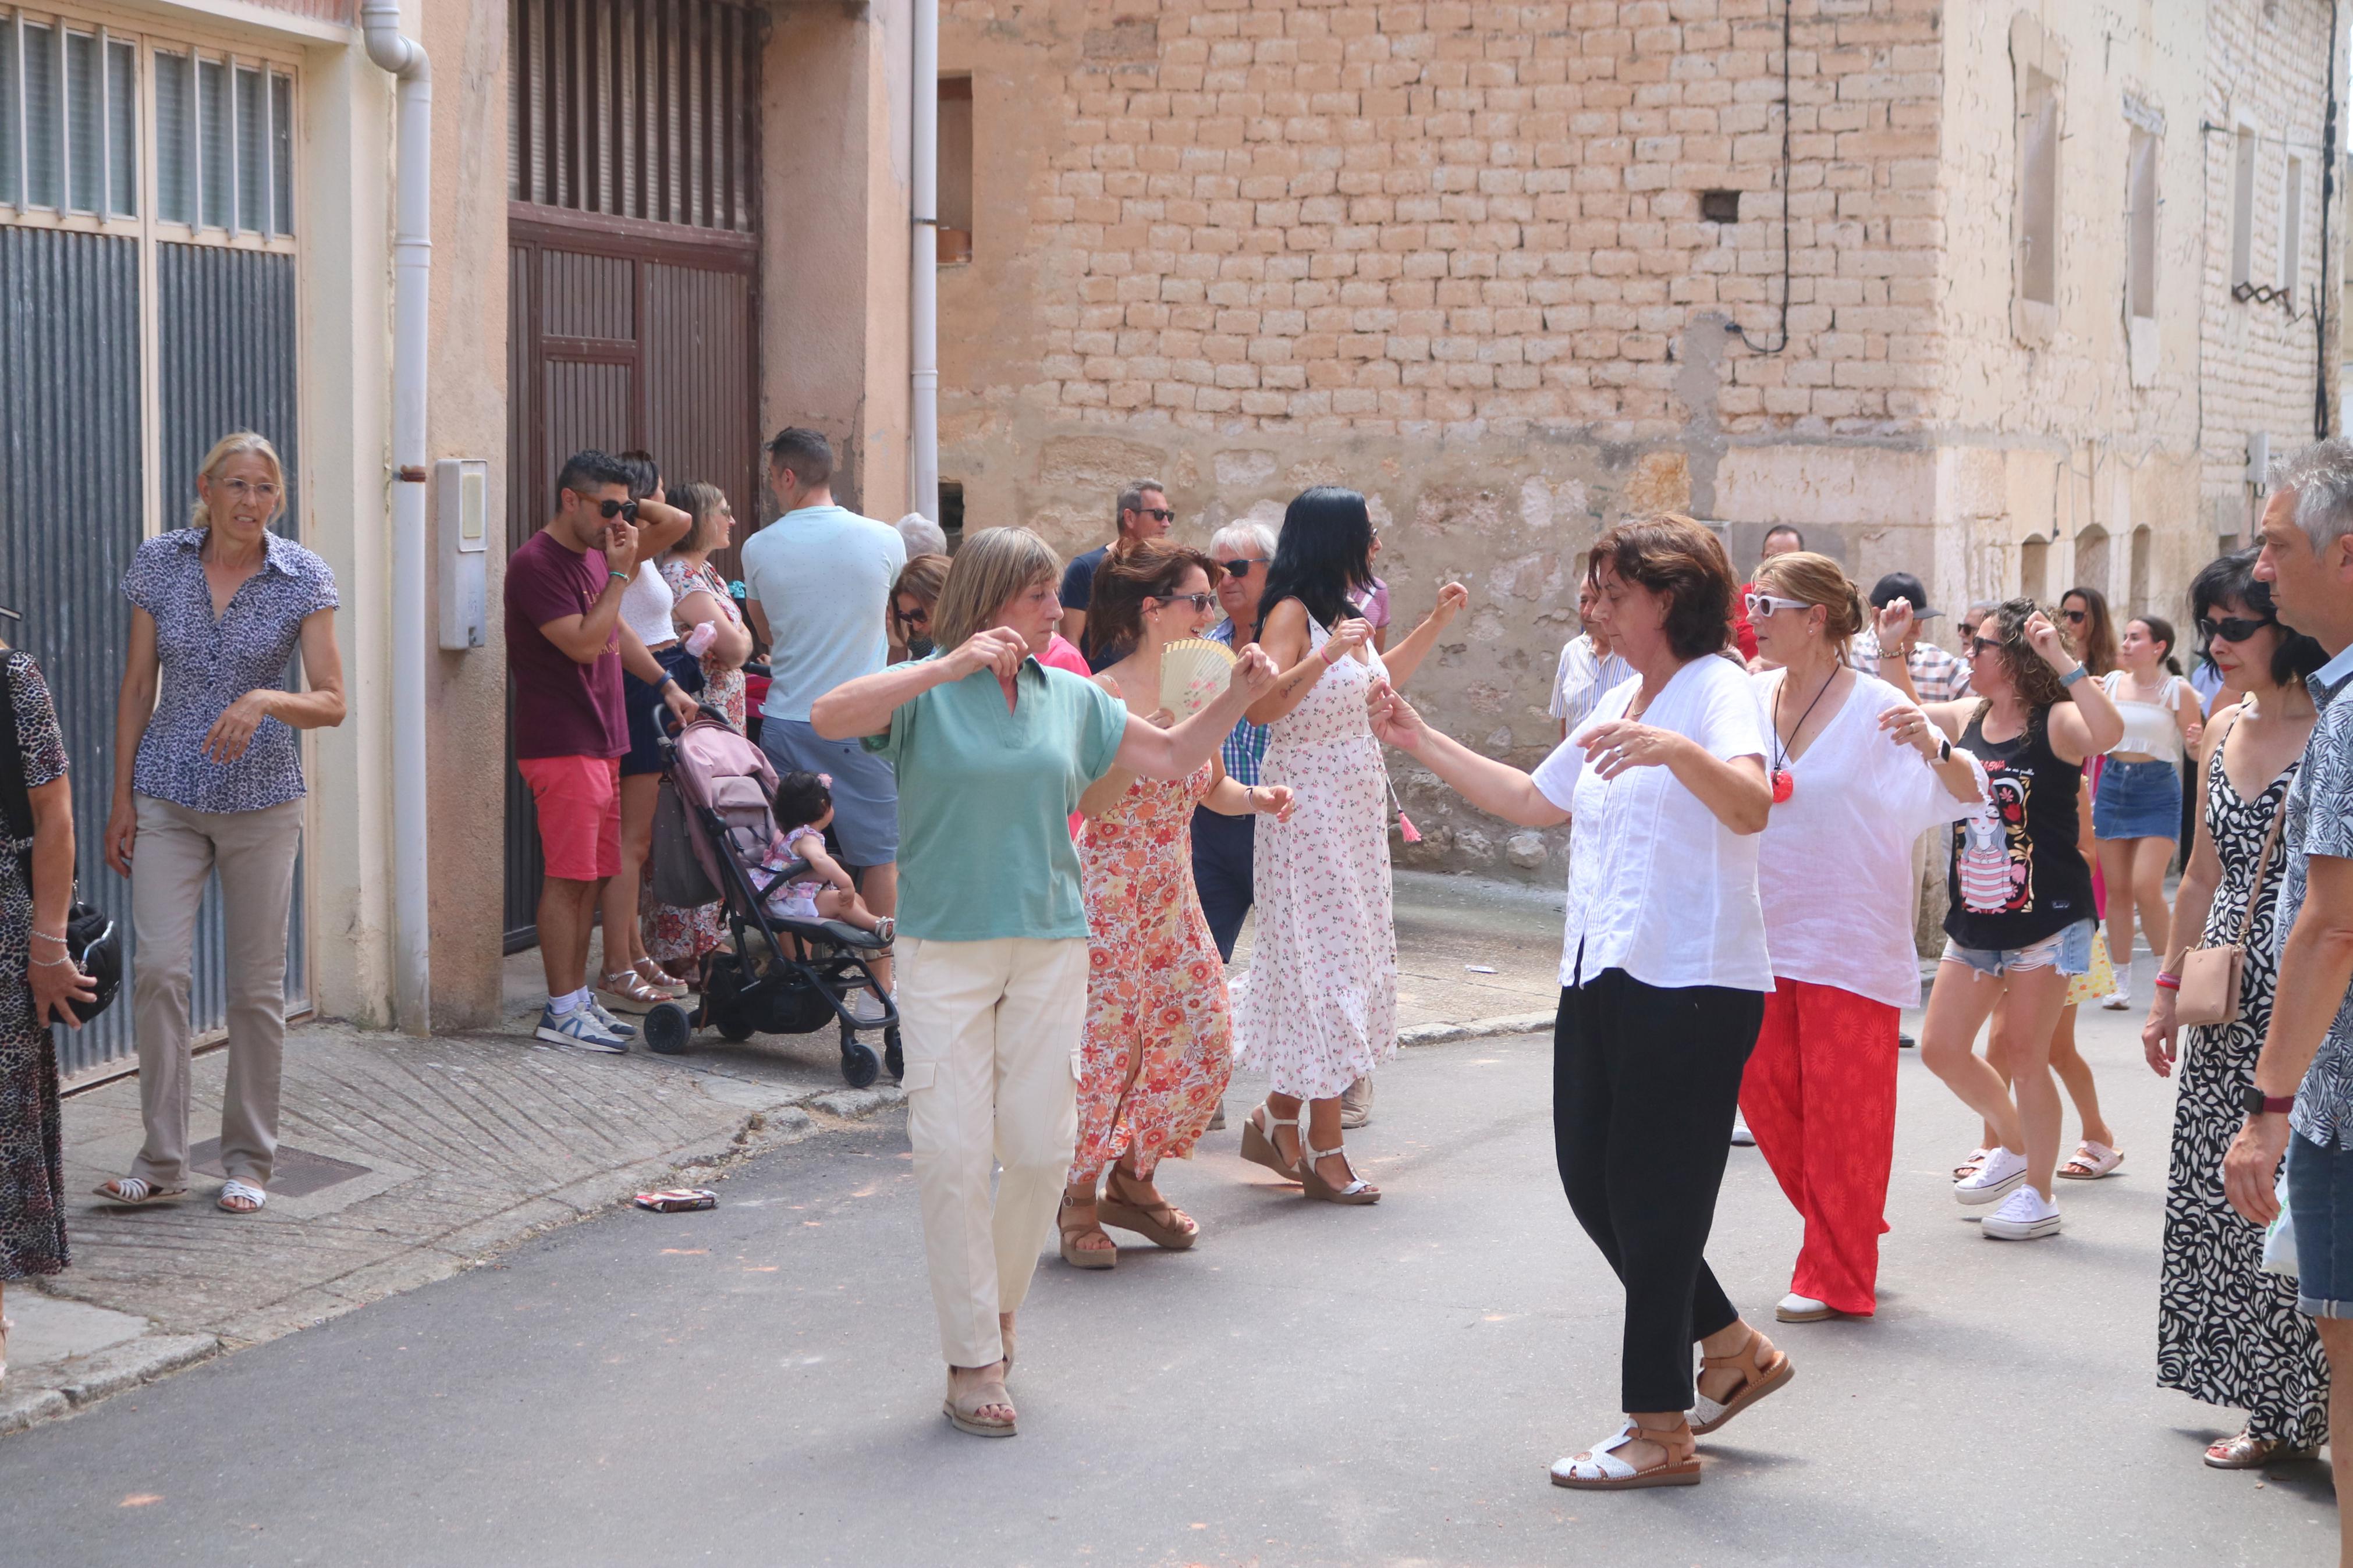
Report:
1846,571,1972,699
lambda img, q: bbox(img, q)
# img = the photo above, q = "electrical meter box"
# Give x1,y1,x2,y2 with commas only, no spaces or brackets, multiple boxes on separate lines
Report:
435,458,489,649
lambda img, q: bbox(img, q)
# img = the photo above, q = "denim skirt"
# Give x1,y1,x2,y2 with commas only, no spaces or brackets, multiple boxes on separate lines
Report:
2093,756,2182,841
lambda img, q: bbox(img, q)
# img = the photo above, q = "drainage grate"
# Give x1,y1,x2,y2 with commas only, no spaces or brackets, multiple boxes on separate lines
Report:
187,1139,372,1199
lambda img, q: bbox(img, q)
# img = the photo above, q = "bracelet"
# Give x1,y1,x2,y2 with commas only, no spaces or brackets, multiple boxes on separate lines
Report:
2059,663,2087,687
2154,972,2181,991
30,954,71,967
29,926,66,943
608,570,631,584
1319,642,1340,666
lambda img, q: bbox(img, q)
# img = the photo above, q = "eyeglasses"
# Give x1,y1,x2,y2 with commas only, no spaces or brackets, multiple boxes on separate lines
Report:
1137,507,1176,522
2061,608,2086,624
895,603,930,627
218,478,281,503
1743,591,1810,618
2198,614,2274,643
1971,636,2003,657
1151,592,1219,613
1956,621,1980,641
595,497,640,520
1218,557,1270,579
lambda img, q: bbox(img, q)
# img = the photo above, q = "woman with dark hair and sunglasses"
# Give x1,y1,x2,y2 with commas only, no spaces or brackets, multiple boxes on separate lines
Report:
889,554,951,663
1056,540,1294,1268
1371,514,1787,1489
1231,486,1464,1204
2145,550,2330,1469
2060,585,2122,678
1912,601,2123,1242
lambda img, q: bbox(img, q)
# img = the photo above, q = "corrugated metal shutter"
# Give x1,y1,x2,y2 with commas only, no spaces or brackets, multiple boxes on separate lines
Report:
0,226,141,1073
155,241,308,1027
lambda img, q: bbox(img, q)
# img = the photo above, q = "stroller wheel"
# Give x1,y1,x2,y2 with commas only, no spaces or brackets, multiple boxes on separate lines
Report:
884,1027,903,1083
715,1014,756,1044
644,1002,694,1056
841,1039,882,1090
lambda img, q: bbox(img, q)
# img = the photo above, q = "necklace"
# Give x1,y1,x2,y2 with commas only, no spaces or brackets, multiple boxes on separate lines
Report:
1770,665,1839,803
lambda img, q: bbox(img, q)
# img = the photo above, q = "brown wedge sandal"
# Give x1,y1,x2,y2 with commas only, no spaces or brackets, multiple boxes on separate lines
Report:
1689,1325,1794,1435
1549,1417,1701,1489
1298,1137,1380,1205
1057,1193,1117,1270
1240,1103,1303,1182
1098,1166,1199,1250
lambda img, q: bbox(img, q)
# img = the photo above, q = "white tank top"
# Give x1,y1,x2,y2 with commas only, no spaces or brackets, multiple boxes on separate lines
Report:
619,560,677,648
2102,671,2187,760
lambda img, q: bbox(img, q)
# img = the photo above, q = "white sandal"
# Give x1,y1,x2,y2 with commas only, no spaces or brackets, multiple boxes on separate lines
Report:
1298,1136,1380,1205
94,1176,188,1207
1239,1103,1303,1182
2056,1140,2124,1181
1549,1418,1701,1489
218,1179,268,1214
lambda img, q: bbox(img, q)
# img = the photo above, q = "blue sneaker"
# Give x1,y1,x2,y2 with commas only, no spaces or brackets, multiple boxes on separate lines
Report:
536,1004,628,1053
585,998,637,1040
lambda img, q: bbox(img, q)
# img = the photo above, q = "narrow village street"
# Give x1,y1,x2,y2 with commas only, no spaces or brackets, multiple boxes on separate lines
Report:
0,878,2332,1566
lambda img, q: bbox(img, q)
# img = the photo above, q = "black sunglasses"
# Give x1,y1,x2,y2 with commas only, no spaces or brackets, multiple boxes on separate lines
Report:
1218,557,1269,579
895,603,929,626
595,497,640,520
1137,507,1176,522
1970,635,2003,657
2199,614,2274,643
2061,607,2086,624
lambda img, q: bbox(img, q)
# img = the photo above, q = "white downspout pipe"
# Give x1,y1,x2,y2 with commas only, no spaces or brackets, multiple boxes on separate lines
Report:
361,0,434,1034
909,0,939,522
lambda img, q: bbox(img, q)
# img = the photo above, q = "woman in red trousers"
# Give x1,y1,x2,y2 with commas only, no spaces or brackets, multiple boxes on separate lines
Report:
1742,553,1988,1320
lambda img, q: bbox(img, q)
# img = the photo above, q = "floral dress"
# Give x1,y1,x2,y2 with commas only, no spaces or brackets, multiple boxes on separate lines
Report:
1071,760,1232,1182
642,557,747,969
2,652,69,1280
2157,726,2327,1447
1232,617,1397,1100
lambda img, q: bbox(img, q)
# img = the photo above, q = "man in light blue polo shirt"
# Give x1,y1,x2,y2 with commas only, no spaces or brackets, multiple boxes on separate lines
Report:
741,427,908,1000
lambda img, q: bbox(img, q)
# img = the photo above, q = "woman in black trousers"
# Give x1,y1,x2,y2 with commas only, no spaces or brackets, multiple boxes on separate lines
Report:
1372,514,1791,1491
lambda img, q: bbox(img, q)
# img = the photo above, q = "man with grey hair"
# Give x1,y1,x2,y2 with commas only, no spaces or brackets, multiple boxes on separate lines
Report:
896,512,949,560
2226,438,2353,1548
1057,478,1173,663
1194,517,1279,963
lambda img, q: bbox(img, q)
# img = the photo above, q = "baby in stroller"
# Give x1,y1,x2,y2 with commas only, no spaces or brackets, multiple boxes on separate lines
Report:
753,771,895,943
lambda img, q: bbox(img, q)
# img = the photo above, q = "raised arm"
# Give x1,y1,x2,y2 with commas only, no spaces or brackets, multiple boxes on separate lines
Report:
1377,582,1469,689
1244,599,1371,726
1113,647,1279,780
1368,684,1570,829
810,628,1027,739
2025,611,2124,761
537,513,640,665
629,498,693,567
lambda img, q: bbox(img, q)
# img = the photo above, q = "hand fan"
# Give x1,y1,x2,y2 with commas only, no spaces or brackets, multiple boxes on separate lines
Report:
1159,638,1236,719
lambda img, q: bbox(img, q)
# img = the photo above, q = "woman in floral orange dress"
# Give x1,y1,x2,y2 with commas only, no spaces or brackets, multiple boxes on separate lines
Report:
1060,541,1293,1267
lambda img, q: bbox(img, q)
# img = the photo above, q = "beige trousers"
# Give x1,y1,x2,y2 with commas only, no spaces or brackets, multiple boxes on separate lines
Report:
129,794,303,1189
895,934,1088,1369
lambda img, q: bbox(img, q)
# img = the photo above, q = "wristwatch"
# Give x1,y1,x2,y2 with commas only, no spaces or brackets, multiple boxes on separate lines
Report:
2243,1085,2297,1116
1936,737,1952,763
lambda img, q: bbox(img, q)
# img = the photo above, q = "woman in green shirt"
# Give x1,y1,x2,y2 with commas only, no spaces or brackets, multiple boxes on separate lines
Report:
812,527,1275,1439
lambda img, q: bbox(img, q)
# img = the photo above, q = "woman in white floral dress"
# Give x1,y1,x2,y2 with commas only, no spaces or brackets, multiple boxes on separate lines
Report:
1232,486,1465,1204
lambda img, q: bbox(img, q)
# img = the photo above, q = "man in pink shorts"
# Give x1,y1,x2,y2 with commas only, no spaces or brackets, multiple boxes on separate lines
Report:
506,449,699,1051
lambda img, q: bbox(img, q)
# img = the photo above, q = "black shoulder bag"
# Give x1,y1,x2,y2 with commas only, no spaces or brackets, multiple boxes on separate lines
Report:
0,651,121,1025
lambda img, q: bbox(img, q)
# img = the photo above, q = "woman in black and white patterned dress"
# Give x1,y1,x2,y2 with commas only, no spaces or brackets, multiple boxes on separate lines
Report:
2144,554,2328,1468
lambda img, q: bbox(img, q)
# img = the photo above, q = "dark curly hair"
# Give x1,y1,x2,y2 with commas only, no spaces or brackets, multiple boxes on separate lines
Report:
1085,537,1222,663
1970,597,2071,714
771,770,833,830
1586,513,1738,662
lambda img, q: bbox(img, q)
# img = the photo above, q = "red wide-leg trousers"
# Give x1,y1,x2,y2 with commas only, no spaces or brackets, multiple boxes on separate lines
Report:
1737,977,1900,1316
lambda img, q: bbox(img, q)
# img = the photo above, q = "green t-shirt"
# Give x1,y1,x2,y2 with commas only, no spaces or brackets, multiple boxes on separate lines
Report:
864,656,1127,941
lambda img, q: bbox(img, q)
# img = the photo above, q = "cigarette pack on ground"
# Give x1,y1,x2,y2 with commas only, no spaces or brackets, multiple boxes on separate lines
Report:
634,1189,718,1213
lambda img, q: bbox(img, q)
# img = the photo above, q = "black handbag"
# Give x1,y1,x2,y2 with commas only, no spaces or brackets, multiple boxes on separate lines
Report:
0,650,121,1025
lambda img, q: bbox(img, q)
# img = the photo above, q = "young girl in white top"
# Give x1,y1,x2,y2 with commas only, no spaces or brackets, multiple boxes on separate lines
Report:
2093,616,2202,1008
1372,515,1791,1494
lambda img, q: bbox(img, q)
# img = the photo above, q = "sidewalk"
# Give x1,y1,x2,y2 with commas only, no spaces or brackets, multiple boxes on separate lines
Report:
2,870,1563,1434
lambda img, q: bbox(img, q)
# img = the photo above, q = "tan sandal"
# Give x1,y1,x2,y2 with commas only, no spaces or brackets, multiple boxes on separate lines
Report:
632,958,690,999
942,1370,1016,1438
2205,1429,2318,1469
1240,1103,1303,1182
1057,1193,1116,1270
1690,1325,1793,1435
1549,1417,1701,1489
1298,1136,1380,1205
1098,1166,1199,1250
597,970,665,1015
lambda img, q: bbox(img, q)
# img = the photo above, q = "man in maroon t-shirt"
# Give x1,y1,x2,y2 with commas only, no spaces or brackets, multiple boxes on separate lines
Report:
506,449,699,1052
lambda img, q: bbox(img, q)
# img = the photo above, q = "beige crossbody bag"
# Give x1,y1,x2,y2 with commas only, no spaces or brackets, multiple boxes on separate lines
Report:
2174,719,2289,1029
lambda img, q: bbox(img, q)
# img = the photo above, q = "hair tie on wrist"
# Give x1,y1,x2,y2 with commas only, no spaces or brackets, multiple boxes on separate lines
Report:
2154,972,2181,991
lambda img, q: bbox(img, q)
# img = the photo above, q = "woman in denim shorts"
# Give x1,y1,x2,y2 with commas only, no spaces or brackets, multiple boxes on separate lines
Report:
2092,617,2203,1010
1910,600,2123,1242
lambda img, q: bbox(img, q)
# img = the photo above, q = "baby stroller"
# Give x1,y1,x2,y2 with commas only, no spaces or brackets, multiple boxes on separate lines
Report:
640,705,902,1087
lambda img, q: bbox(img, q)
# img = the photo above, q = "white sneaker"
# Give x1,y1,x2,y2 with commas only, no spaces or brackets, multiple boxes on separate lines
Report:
1776,1292,1836,1322
2099,990,2131,1011
1730,1112,1756,1147
1954,1144,2027,1206
585,997,637,1039
535,1003,629,1054
1981,1185,2062,1240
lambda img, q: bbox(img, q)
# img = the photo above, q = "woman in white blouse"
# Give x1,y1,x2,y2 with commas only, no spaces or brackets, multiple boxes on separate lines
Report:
1741,554,1986,1324
1372,514,1789,1493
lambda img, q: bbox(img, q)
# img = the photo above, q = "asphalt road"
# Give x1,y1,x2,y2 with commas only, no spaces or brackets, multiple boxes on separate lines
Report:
0,1005,2336,1567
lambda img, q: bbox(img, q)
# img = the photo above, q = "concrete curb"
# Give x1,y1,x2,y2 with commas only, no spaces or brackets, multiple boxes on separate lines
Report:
1399,1011,1553,1047
0,1333,220,1434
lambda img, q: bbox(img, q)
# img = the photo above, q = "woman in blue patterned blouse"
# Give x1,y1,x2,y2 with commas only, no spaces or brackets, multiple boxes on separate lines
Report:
95,432,346,1215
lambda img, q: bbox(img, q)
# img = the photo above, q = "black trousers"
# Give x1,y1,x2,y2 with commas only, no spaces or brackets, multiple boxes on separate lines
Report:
1555,967,1765,1413
1190,806,1255,963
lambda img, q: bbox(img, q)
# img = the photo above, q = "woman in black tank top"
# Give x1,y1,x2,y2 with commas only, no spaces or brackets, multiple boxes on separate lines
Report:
1901,599,2123,1242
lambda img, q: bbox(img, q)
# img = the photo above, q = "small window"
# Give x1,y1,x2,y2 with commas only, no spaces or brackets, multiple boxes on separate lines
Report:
2016,69,2060,306
2126,129,2157,320
2020,536,2050,605
1699,189,1740,223
939,479,966,552
2231,125,2258,288
0,19,137,218
150,48,290,234
938,76,972,265
2128,525,2152,614
2281,153,2305,294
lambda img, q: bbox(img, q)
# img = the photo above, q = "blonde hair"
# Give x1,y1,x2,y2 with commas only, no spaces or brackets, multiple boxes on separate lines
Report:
1755,550,1866,651
931,528,1062,650
189,431,289,530
670,480,731,554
